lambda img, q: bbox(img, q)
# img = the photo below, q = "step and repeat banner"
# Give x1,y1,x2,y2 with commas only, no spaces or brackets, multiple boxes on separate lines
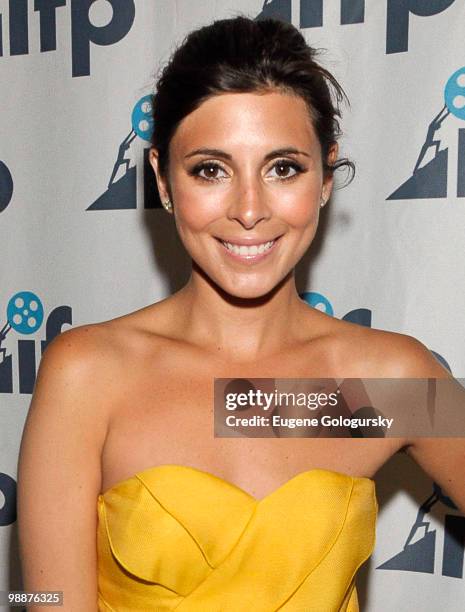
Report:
1,1,465,610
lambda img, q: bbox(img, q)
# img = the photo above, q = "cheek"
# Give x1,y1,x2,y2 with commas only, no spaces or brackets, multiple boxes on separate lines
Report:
272,187,320,228
269,166,323,223
171,181,224,232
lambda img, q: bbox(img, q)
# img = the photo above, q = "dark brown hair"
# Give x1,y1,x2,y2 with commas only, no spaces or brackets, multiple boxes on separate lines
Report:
151,15,354,184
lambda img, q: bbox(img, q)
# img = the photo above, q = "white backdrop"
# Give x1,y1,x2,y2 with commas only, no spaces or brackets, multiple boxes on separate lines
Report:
1,0,465,610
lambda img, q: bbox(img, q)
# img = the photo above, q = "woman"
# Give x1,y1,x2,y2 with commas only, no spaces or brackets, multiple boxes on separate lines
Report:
17,15,465,612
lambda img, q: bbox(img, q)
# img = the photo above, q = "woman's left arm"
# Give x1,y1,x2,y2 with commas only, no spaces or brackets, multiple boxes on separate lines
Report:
394,335,465,515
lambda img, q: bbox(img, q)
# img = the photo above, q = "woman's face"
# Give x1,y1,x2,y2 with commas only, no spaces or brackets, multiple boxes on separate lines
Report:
150,90,337,299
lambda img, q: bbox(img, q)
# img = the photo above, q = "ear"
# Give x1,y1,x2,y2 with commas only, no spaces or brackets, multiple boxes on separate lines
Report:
149,148,171,203
322,142,339,201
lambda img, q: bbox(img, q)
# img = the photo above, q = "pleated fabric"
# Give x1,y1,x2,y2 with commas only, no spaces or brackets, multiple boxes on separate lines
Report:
97,464,377,611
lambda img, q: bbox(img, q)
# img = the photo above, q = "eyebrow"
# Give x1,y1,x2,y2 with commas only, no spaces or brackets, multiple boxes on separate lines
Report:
184,147,311,161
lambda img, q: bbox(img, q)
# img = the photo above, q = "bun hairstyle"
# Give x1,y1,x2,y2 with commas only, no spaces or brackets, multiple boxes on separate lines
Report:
151,15,354,184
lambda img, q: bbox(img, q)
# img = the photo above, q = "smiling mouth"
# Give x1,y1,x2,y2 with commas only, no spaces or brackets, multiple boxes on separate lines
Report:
215,236,282,260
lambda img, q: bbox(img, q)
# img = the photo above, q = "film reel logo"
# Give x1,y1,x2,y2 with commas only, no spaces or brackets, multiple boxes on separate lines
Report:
389,66,465,200
300,290,373,328
88,95,159,211
0,291,72,394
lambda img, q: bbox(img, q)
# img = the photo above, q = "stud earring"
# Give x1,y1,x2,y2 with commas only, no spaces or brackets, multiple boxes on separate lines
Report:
162,198,173,212
320,196,326,208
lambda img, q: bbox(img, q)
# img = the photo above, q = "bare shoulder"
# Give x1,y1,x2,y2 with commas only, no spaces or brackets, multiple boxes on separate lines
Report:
40,312,150,379
42,319,124,369
329,319,451,378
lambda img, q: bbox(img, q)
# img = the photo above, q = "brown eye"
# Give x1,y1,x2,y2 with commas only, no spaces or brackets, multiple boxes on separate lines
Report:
268,160,303,180
192,162,228,181
276,163,292,177
204,165,219,178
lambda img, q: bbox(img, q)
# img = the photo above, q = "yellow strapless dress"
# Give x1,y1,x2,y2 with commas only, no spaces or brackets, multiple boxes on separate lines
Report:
97,465,377,611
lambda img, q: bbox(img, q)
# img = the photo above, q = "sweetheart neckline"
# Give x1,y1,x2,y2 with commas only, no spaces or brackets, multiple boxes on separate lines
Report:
99,463,375,502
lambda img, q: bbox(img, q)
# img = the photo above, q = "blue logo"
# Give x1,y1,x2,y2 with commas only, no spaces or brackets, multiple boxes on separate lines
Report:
388,66,465,200
300,291,373,327
445,67,465,122
300,291,334,316
0,292,73,394
88,95,159,211
131,95,155,141
6,291,44,335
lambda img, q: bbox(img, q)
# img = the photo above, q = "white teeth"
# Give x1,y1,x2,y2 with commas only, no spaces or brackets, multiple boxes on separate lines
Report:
221,240,275,256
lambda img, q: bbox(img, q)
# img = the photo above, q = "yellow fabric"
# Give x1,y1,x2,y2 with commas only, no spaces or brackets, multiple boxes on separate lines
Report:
97,464,377,611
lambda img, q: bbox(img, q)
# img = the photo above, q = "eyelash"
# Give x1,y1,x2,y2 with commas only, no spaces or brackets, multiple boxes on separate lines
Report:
189,159,305,182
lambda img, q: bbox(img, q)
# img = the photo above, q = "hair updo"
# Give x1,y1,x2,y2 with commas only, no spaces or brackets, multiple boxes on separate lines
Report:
151,15,354,184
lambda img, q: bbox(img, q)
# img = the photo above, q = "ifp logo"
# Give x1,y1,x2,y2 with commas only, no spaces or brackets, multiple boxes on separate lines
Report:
378,485,465,578
0,291,72,394
0,0,135,77
88,95,160,211
257,0,458,54
388,67,465,200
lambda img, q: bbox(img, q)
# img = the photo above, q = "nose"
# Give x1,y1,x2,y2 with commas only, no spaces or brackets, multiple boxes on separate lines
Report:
226,174,272,229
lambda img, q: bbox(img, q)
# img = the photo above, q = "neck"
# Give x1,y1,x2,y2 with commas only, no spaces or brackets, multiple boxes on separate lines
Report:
171,264,309,363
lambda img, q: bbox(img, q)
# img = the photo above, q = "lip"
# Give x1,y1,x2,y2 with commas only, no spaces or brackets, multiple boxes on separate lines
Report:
215,235,281,263
214,235,282,246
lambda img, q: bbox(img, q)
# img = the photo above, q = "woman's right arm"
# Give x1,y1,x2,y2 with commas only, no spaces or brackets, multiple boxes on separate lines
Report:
17,326,111,611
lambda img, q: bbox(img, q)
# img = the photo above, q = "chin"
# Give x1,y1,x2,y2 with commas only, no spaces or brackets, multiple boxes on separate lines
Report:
194,258,291,301
217,276,284,302
227,288,271,300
